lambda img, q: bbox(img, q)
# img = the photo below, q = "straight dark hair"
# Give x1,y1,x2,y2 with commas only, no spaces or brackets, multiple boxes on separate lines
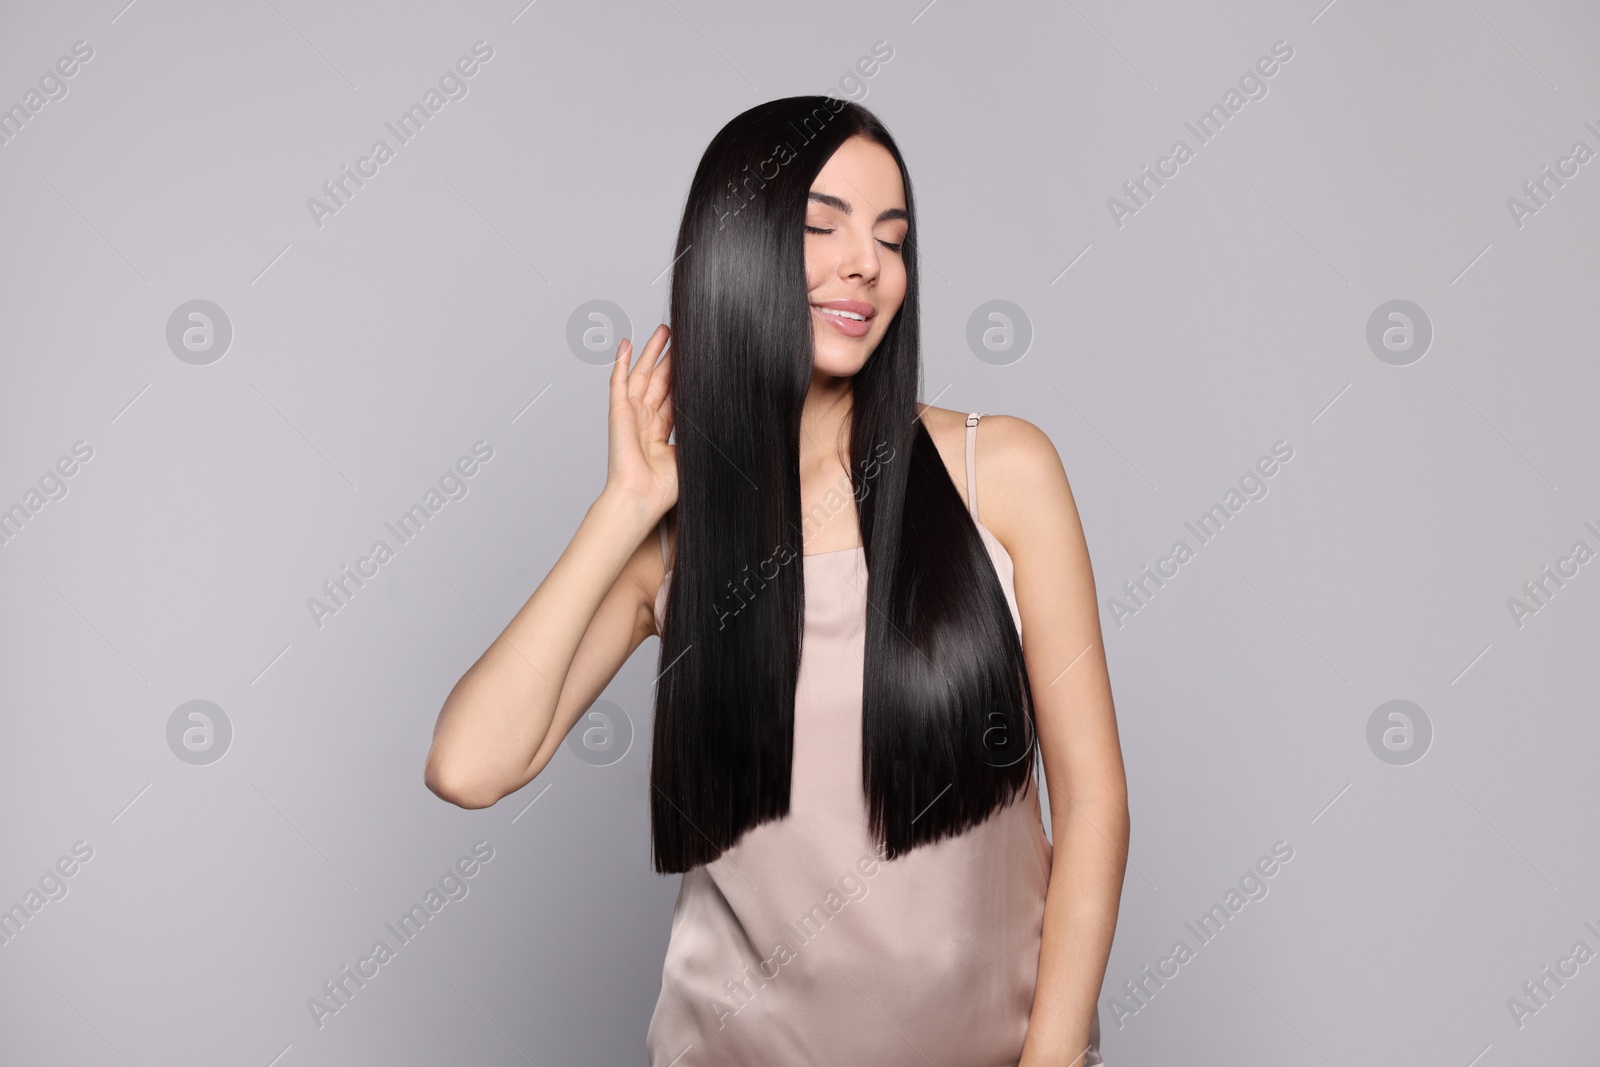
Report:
650,95,1037,873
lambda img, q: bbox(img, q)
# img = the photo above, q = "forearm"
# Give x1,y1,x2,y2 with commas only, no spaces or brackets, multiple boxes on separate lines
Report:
1019,797,1129,1066
425,488,658,805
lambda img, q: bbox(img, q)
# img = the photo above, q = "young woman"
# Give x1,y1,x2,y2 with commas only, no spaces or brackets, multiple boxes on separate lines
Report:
426,96,1127,1066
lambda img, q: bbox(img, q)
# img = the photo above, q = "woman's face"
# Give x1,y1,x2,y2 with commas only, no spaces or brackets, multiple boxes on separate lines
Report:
804,135,909,377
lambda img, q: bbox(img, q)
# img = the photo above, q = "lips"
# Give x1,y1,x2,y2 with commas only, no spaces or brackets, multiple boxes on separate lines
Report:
811,299,876,320
811,298,875,339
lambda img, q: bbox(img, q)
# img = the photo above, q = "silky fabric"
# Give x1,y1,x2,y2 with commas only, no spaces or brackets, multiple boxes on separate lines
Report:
644,413,1104,1066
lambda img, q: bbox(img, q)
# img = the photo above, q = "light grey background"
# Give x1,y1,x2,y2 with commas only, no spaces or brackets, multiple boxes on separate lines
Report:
2,0,1597,1063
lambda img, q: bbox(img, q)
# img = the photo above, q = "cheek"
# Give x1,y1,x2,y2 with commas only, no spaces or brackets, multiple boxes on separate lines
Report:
880,265,908,314
803,252,827,290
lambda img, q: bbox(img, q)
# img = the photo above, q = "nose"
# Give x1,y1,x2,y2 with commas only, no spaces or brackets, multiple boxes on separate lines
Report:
837,227,880,283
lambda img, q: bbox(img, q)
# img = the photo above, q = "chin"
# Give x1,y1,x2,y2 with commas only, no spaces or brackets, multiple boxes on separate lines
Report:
812,346,872,378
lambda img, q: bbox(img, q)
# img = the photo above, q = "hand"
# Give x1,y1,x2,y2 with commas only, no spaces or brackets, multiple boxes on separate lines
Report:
603,323,676,519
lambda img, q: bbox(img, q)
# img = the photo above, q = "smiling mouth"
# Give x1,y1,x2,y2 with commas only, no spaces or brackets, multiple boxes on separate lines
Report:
811,303,874,339
813,306,869,321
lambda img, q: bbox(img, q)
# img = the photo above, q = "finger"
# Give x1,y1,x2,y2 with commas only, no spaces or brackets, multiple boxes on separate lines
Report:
643,345,671,410
610,337,632,406
627,325,669,400
647,351,672,433
613,335,631,380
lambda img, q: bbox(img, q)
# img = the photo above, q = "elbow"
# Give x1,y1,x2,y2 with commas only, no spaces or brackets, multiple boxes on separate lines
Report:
424,753,504,810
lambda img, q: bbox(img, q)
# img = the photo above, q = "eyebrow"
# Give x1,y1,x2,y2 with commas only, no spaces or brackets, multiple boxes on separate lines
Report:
808,191,908,224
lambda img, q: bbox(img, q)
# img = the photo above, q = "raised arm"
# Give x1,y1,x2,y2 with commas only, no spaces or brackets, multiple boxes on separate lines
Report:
424,325,676,809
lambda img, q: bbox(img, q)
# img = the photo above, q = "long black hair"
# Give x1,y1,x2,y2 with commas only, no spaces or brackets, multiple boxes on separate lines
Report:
650,95,1037,873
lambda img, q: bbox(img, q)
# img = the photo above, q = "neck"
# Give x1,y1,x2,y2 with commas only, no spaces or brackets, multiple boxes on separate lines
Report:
799,370,853,467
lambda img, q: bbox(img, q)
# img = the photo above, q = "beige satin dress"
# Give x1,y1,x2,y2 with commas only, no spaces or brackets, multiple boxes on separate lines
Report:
644,413,1104,1066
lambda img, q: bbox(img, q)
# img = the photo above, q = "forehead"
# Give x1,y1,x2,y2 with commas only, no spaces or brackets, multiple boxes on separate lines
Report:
808,137,905,208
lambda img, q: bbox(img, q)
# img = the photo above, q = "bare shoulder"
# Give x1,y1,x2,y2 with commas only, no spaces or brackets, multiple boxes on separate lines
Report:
916,405,1074,555
976,414,1076,559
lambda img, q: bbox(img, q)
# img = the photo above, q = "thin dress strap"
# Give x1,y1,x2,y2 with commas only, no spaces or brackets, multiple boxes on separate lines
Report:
965,412,985,521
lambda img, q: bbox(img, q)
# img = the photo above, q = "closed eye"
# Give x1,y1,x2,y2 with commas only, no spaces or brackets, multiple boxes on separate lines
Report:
806,225,904,253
